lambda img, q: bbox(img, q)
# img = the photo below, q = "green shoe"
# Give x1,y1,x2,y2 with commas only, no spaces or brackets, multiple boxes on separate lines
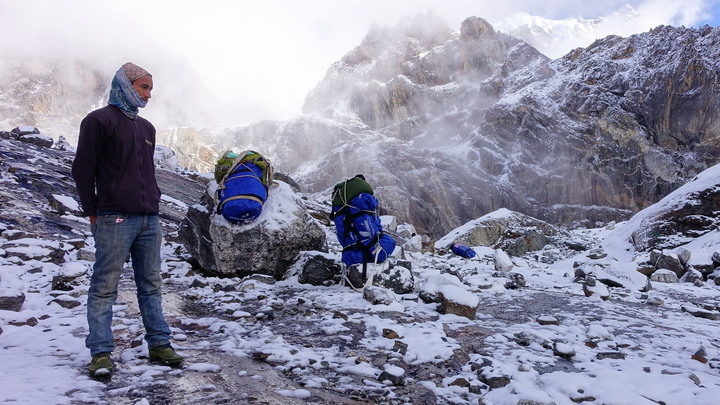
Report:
88,352,114,377
149,345,183,366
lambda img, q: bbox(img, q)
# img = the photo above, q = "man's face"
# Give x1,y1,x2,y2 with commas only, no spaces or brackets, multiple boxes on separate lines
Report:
132,75,153,102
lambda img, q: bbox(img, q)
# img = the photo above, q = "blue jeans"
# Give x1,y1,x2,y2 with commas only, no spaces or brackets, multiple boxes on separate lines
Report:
86,214,172,357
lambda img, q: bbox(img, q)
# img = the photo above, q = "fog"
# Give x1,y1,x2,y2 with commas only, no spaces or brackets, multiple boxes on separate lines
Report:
1,0,715,130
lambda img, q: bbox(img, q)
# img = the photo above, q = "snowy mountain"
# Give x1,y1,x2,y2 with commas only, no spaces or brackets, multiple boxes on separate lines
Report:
164,16,720,239
493,9,623,59
1,14,719,242
2,124,720,404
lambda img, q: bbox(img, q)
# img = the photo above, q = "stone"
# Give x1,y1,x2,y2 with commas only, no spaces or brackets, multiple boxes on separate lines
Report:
377,367,405,386
19,134,54,148
382,328,400,339
294,252,342,286
50,296,82,309
493,249,514,271
553,341,576,359
583,277,610,300
76,248,96,261
0,289,25,311
363,286,395,305
418,273,465,303
650,269,679,283
679,268,703,284
491,272,526,289
373,260,414,294
536,315,560,326
712,250,720,265
597,352,626,360
437,285,479,319
392,340,408,355
654,249,685,278
480,374,511,389
180,181,326,279
681,305,719,320
587,248,608,259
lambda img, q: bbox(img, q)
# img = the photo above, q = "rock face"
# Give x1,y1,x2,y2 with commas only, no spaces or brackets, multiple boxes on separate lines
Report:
179,181,327,279
180,18,720,240
2,18,720,242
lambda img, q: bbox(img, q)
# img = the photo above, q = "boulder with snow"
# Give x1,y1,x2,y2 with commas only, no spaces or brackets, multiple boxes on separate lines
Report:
650,269,679,283
363,286,396,305
582,276,610,300
434,209,567,256
377,363,405,386
51,261,90,292
11,125,40,136
373,260,414,294
437,284,479,319
0,288,25,312
652,249,686,278
179,181,327,279
418,273,466,303
19,133,53,148
493,248,514,271
291,251,342,286
573,258,648,291
611,164,720,252
47,194,83,216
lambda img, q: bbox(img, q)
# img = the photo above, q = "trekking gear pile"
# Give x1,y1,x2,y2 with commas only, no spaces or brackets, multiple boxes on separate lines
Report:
214,150,273,224
330,174,396,270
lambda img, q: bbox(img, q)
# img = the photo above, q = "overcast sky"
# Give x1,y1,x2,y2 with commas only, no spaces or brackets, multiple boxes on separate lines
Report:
2,0,718,128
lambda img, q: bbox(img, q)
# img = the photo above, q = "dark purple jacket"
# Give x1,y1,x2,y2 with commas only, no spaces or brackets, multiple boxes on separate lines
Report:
72,105,161,216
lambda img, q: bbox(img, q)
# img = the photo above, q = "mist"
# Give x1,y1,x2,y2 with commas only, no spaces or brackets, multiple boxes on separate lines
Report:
1,0,715,131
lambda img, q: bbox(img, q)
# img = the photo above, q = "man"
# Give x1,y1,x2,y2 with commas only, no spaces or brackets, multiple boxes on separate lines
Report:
72,62,183,377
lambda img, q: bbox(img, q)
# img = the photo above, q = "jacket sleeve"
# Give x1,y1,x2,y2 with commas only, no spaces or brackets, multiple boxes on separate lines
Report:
71,115,104,216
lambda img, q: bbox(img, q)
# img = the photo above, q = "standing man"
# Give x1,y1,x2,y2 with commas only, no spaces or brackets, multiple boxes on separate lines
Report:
72,62,183,377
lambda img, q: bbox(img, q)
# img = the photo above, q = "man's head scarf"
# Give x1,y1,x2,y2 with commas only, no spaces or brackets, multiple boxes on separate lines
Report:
108,62,151,117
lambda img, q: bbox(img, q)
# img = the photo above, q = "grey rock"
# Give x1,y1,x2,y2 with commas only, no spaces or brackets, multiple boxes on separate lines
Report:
294,252,342,286
373,260,415,294
180,181,326,279
491,272,526,289
597,352,626,360
654,250,685,278
650,269,679,283
680,268,704,284
363,286,395,305
0,289,25,311
681,305,719,320
377,369,405,386
437,287,478,319
19,134,53,148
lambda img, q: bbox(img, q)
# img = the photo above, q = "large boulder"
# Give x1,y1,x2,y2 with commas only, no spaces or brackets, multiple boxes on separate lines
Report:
630,165,720,251
179,181,327,279
434,208,569,256
604,163,720,253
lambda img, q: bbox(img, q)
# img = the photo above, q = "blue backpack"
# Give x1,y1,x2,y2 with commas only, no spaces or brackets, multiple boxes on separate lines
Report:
331,175,396,266
215,151,272,224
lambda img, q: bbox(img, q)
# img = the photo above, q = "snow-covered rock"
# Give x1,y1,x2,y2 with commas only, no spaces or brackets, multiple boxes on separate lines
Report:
180,181,326,279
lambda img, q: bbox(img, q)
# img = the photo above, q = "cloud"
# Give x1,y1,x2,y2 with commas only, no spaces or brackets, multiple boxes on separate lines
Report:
0,0,713,128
